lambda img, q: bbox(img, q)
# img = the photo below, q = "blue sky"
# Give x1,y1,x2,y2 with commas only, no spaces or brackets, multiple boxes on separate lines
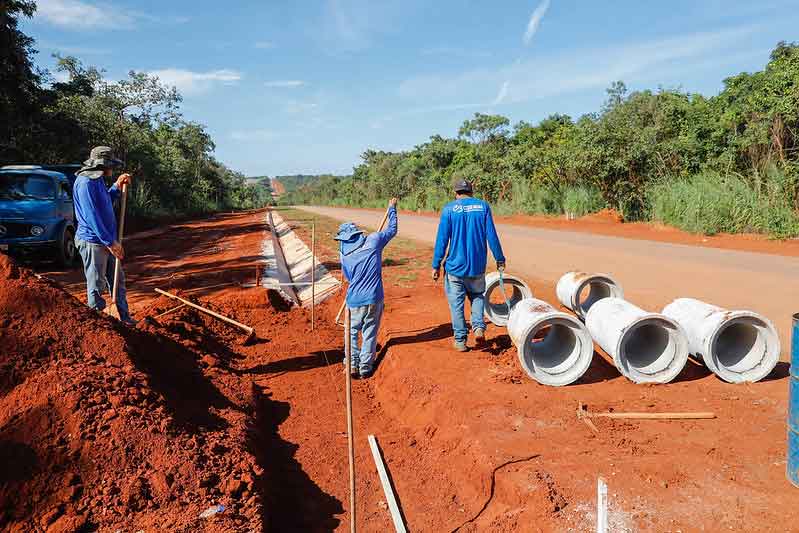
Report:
23,0,799,177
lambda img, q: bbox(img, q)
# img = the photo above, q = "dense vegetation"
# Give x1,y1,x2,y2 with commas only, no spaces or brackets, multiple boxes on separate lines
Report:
284,43,799,238
1,1,270,219
273,174,343,193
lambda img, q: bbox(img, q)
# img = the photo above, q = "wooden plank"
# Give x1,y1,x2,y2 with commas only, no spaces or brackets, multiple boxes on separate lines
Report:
586,411,716,420
596,477,608,533
367,435,407,533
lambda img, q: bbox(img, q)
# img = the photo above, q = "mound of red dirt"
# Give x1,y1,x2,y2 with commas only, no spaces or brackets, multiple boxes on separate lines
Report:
0,255,262,532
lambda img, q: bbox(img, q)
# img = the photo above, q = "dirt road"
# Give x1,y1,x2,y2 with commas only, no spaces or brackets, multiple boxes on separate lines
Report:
298,205,798,353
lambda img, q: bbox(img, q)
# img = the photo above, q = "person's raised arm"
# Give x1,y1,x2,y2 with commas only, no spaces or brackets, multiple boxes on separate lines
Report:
486,204,506,270
376,198,398,248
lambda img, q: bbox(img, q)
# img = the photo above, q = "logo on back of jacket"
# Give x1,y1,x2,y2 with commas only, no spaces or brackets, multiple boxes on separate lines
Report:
452,204,484,214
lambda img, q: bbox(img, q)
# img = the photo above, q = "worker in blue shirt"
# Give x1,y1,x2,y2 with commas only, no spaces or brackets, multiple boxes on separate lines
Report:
73,146,135,325
432,179,505,351
335,198,398,378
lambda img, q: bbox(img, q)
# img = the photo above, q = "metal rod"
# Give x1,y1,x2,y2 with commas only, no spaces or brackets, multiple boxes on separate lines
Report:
367,435,407,533
345,307,356,532
312,221,316,331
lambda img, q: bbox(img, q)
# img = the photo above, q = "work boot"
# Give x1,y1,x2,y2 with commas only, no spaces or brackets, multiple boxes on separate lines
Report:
359,367,375,379
453,340,468,352
474,328,486,346
122,317,138,327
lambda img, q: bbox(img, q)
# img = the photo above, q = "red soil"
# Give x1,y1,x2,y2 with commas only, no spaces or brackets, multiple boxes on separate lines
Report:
7,208,798,532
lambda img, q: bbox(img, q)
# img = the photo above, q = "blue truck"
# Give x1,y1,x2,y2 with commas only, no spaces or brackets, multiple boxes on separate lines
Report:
0,164,82,267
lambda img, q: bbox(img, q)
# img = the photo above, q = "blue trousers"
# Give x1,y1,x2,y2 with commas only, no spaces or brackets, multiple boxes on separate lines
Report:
76,239,131,321
345,301,384,374
444,273,486,342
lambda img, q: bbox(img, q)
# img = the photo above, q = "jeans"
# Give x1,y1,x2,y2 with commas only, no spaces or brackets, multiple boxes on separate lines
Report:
76,239,131,321
444,273,486,342
344,301,384,374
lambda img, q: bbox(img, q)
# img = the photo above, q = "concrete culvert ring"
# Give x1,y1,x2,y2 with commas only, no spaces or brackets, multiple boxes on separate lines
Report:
618,317,688,383
484,272,533,326
508,298,594,386
709,314,779,382
662,298,780,383
556,272,623,320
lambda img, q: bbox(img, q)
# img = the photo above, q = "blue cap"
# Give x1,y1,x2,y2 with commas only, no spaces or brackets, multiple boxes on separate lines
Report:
334,222,364,242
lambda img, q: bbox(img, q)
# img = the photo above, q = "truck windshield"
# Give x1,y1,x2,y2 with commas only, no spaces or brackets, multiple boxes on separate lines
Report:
0,174,56,200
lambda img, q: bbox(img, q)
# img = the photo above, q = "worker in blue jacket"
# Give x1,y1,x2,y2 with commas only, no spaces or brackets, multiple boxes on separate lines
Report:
73,146,135,325
432,179,505,351
335,198,398,378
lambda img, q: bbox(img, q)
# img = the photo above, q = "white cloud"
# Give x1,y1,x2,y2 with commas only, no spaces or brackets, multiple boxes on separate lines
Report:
149,69,242,95
523,0,551,45
36,0,134,29
285,100,319,114
492,81,510,105
255,41,275,49
264,80,307,88
399,25,759,107
35,0,188,30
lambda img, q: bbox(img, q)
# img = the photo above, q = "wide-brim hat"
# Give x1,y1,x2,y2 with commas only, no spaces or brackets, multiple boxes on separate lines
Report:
334,222,364,242
79,146,124,174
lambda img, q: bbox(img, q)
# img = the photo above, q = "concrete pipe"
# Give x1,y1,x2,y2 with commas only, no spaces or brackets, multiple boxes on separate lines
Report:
585,297,689,384
483,271,533,326
662,298,780,383
556,271,624,320
508,298,594,386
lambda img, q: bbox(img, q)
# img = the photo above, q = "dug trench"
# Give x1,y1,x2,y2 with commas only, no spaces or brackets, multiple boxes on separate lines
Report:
3,207,797,531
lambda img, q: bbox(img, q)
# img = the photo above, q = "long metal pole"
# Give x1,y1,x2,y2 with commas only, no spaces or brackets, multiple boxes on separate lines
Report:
311,221,316,331
345,308,356,532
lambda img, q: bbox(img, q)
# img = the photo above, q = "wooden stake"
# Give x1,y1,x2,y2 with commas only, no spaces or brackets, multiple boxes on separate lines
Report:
311,221,316,331
106,183,128,319
345,307,356,532
367,435,407,533
153,303,187,319
154,288,254,338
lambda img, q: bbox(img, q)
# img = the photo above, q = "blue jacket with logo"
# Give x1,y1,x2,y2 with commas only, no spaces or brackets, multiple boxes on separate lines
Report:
432,197,505,277
341,207,398,307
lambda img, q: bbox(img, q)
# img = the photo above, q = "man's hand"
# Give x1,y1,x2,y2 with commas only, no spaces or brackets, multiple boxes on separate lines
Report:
115,173,132,189
389,197,398,208
497,261,506,271
432,268,440,282
108,241,125,260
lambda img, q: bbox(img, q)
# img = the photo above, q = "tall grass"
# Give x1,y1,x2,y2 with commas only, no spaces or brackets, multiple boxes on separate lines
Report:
648,170,799,238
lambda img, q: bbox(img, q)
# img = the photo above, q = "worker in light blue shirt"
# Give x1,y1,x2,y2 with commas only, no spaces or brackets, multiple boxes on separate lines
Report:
336,198,398,378
432,179,505,352
73,146,135,325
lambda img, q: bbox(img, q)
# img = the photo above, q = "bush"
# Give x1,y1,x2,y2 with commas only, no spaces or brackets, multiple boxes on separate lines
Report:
648,171,799,237
563,186,605,217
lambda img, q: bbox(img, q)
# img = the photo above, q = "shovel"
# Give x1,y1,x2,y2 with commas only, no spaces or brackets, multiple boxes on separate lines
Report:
106,183,128,320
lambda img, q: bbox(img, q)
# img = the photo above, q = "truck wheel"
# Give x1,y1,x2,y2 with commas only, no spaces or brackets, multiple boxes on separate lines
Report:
57,226,77,268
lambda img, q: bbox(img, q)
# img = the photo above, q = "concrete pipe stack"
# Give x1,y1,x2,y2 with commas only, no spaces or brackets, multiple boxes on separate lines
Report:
507,298,594,386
